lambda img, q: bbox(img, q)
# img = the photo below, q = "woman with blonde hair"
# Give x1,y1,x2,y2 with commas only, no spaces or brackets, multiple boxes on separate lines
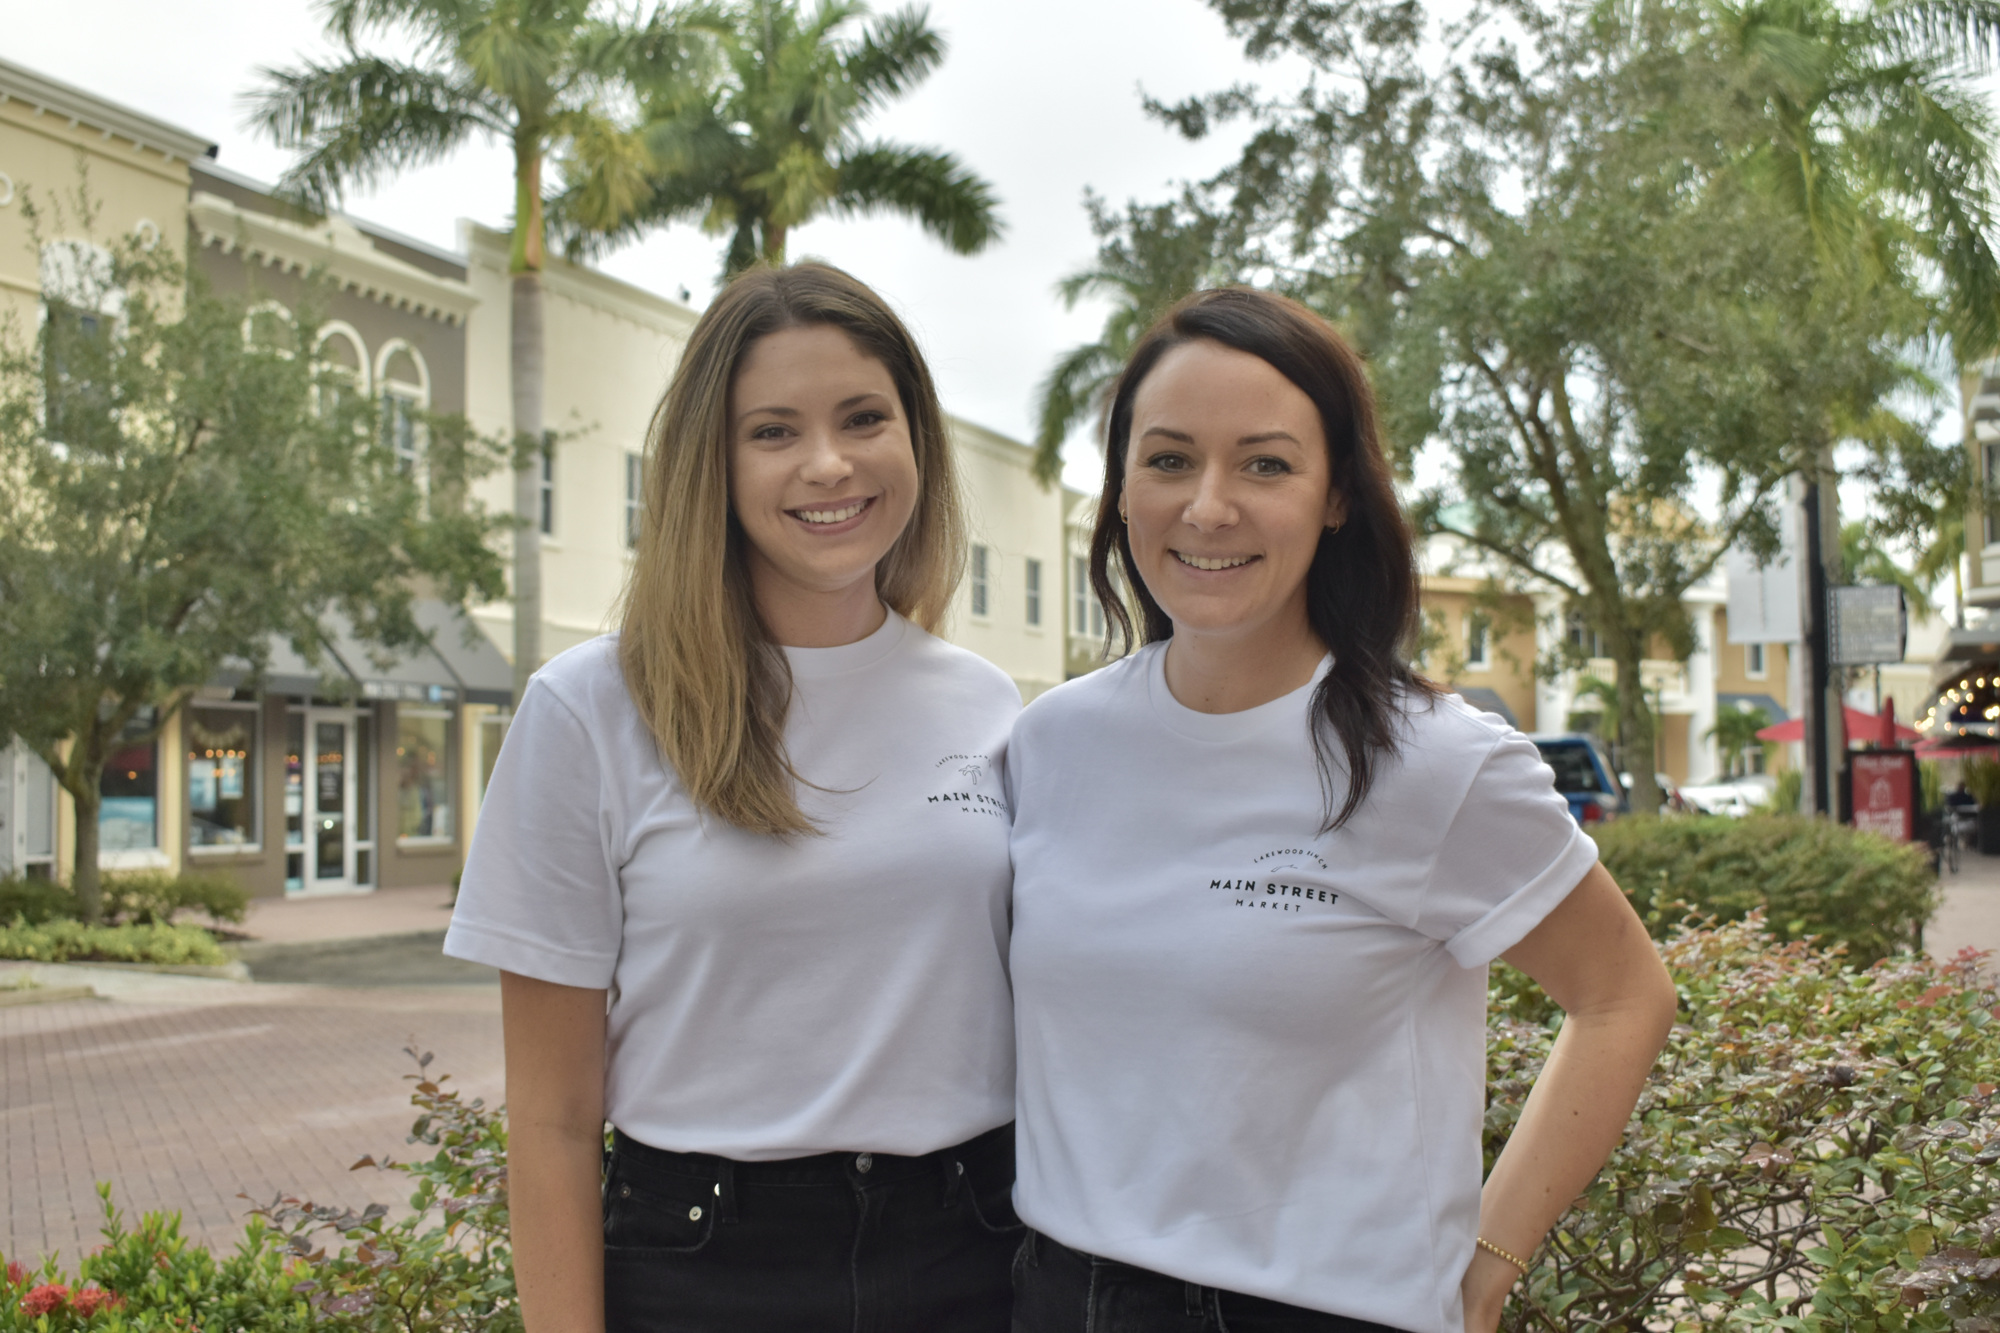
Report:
445,263,1024,1332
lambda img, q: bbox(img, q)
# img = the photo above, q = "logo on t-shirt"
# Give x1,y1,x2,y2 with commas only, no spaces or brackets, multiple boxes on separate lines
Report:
925,752,1007,818
1206,846,1339,914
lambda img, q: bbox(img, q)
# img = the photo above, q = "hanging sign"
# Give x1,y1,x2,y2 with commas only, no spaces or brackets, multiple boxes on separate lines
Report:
1851,751,1914,842
1829,586,1906,666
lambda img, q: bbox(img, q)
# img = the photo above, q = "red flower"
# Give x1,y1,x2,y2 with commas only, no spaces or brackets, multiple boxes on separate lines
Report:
71,1287,124,1316
20,1283,70,1315
3,1261,25,1287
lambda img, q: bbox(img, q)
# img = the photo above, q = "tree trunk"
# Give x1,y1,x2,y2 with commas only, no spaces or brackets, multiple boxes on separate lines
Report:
70,783,103,924
511,273,544,707
762,220,788,266
510,136,547,707
1615,647,1662,815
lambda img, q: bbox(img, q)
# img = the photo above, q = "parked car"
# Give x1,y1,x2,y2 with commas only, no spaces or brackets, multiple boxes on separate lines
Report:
1621,770,1688,814
1677,774,1777,818
1530,734,1630,826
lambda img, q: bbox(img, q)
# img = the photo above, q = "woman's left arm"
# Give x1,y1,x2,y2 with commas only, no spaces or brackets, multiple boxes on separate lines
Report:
1461,862,1678,1333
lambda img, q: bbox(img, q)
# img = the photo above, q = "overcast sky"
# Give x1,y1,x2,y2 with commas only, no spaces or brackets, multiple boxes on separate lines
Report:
8,0,1298,491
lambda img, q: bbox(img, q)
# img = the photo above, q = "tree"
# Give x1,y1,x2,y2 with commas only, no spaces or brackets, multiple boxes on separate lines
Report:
567,0,1002,278
1707,705,1773,779
249,0,667,705
1030,189,1226,484
0,210,506,920
1044,0,1991,814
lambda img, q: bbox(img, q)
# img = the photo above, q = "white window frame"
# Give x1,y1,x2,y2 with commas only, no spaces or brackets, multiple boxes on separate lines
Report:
394,705,456,847
375,339,430,480
1025,557,1042,627
1465,611,1491,671
537,432,556,537
970,544,991,618
625,452,644,549
185,700,262,855
1745,642,1767,679
312,321,370,417
1072,555,1090,635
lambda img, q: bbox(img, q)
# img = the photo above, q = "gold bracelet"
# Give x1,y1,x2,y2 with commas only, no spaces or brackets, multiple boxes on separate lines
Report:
1476,1237,1530,1273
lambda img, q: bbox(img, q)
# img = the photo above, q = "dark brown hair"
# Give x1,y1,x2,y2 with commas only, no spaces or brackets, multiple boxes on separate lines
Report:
1090,286,1432,830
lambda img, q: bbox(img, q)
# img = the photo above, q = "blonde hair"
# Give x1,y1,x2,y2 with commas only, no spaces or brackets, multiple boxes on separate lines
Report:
619,263,965,836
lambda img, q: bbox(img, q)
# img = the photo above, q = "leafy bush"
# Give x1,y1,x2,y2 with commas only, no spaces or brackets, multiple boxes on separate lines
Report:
0,877,78,927
1765,768,1803,816
0,920,227,966
1594,814,1936,964
99,870,249,927
0,871,247,931
0,1047,517,1332
1491,916,2000,1332
1965,756,2000,809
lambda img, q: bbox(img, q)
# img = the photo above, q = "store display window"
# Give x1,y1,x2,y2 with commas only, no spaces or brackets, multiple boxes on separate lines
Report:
397,708,454,842
99,710,158,853
187,706,258,848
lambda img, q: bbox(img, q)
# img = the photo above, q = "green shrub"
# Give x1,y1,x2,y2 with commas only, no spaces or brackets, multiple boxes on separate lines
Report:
1491,915,2000,1331
1593,814,1936,964
1965,755,2000,808
0,919,227,966
0,1047,515,1332
0,871,248,932
1766,768,1803,815
0,876,79,927
100,870,249,927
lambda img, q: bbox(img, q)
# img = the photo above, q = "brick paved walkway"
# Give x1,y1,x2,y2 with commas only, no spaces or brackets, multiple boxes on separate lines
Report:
1,985,501,1267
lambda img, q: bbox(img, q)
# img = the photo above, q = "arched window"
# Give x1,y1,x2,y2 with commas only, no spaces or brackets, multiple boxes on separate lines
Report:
242,300,296,355
373,339,430,477
312,322,370,418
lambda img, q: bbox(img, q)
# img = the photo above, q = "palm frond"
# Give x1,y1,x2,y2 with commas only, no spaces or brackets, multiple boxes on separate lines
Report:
834,141,1002,252
1873,0,2000,69
1032,341,1120,485
550,109,657,233
849,5,946,113
245,56,505,209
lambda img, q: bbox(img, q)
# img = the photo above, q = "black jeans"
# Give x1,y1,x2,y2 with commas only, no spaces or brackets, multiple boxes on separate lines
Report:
602,1121,1022,1332
1012,1230,1405,1333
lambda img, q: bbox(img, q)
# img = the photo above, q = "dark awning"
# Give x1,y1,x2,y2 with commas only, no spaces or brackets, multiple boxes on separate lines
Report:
1717,691,1788,724
1452,686,1518,727
212,600,513,707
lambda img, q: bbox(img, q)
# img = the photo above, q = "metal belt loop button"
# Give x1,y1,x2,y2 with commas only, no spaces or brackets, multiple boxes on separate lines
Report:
855,1152,874,1174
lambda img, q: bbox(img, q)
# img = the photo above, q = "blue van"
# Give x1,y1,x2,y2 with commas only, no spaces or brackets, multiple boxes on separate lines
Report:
1529,733,1630,826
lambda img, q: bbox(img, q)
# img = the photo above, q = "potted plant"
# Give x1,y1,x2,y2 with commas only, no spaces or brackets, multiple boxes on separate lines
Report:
1962,755,2000,853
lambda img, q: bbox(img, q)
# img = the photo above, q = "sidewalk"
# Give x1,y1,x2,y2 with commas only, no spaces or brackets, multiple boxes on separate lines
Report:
1930,849,2000,964
237,882,459,946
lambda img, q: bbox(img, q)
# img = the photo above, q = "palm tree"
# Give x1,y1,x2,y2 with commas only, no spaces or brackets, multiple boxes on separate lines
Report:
248,0,672,704
1914,506,1967,627
568,0,1001,280
1030,191,1227,484
1841,521,1938,618
1707,705,1773,779
1711,0,2000,352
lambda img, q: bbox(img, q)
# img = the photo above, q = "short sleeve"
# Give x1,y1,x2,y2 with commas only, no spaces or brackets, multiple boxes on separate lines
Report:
441,676,623,987
1423,730,1599,968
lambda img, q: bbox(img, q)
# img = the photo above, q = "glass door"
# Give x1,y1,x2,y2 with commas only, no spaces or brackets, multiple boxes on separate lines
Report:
287,709,360,893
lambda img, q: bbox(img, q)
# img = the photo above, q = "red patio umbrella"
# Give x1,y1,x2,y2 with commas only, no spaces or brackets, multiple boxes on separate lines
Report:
1755,704,1919,745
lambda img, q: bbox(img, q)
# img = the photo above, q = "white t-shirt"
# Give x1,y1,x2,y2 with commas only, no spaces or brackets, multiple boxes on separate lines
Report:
1007,643,1597,1333
444,610,1021,1160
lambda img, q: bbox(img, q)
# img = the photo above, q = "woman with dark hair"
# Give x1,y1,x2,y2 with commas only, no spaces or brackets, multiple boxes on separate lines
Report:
1005,288,1675,1333
445,263,1023,1333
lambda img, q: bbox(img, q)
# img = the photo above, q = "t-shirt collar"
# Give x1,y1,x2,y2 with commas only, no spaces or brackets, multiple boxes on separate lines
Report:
1144,640,1332,742
782,606,908,679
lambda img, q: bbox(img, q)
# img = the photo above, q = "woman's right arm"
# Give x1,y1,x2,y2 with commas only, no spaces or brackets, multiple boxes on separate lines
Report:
502,971,609,1333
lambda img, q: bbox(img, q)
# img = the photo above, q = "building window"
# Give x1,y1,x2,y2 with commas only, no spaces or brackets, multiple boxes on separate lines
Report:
1988,441,2000,547
384,392,420,474
538,433,556,536
1072,556,1090,634
1465,612,1491,671
970,544,990,618
1025,558,1042,626
396,708,455,842
1746,643,1767,678
1566,611,1609,661
99,710,158,854
625,452,644,548
187,705,258,849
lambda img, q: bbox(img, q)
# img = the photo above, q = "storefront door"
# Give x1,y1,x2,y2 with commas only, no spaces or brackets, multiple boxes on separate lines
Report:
285,708,375,895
